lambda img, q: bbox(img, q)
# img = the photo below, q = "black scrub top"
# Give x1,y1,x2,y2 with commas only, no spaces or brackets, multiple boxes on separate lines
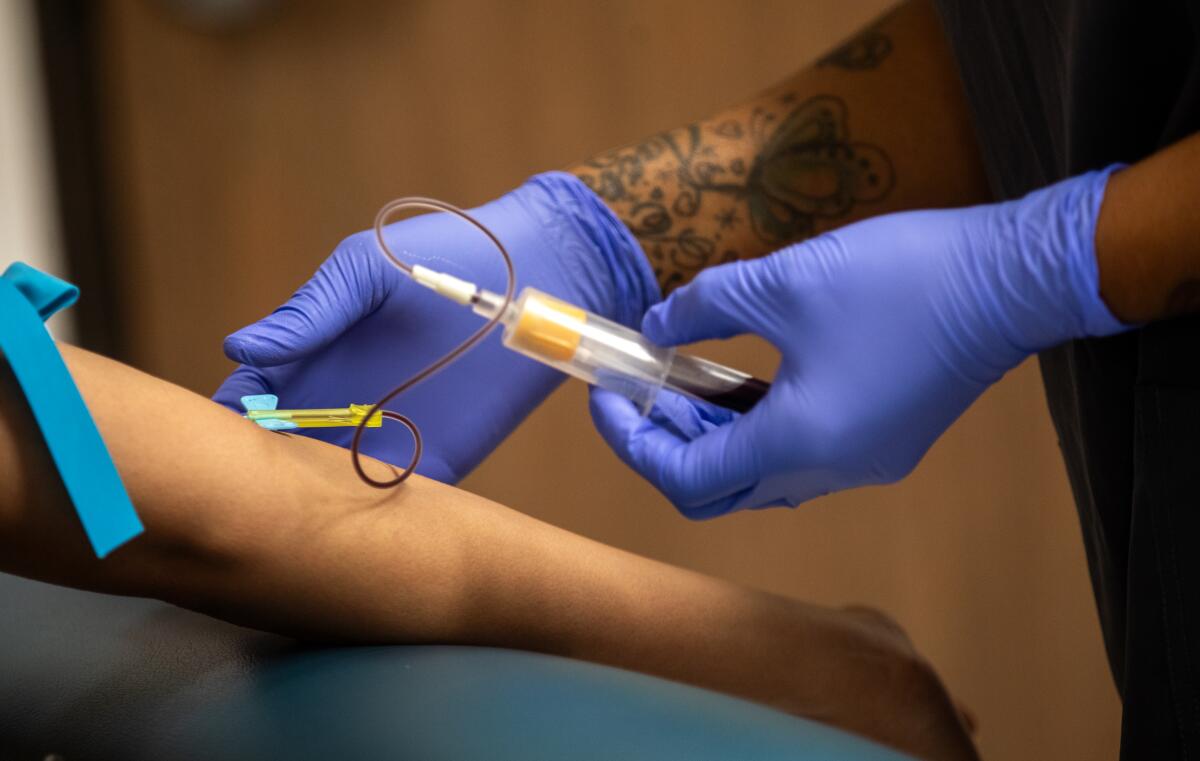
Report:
932,1,1200,757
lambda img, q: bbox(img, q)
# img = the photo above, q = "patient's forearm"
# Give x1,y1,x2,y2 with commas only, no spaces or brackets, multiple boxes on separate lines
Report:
0,347,722,642
0,346,974,760
0,347,837,703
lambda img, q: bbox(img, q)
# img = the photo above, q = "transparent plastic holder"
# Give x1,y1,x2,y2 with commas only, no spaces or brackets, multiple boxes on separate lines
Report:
495,288,674,415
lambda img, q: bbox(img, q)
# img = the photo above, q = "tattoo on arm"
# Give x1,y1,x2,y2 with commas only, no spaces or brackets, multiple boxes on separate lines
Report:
573,94,896,291
818,7,899,70
818,30,891,70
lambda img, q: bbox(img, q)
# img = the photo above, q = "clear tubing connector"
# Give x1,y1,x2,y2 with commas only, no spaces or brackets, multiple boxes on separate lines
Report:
474,287,769,415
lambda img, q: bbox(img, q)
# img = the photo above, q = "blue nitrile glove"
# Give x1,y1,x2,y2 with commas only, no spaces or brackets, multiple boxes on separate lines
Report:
590,167,1130,519
214,172,658,483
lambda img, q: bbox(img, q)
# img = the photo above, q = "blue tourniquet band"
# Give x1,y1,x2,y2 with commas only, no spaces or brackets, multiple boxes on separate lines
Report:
0,262,142,558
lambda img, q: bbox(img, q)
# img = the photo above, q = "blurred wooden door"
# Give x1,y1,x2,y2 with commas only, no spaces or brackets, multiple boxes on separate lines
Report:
97,1,1120,758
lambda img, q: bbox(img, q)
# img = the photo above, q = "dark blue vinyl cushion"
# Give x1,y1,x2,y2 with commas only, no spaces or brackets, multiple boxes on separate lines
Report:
0,572,910,760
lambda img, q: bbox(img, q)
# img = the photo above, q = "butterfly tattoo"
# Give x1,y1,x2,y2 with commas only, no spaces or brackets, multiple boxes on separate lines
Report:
574,95,894,290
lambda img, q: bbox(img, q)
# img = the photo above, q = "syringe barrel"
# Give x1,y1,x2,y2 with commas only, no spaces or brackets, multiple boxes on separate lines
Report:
501,287,673,414
497,287,769,415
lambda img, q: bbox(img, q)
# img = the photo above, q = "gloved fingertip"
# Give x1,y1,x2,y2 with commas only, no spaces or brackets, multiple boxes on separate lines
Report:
222,321,306,368
222,331,256,365
640,302,675,346
748,497,793,511
212,366,271,412
676,481,758,521
588,387,642,440
591,389,671,478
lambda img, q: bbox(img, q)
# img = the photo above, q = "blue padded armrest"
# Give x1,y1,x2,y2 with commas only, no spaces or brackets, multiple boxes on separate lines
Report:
0,572,910,760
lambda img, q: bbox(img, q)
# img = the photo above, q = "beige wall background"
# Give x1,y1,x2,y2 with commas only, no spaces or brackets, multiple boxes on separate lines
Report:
0,0,72,339
97,1,1121,758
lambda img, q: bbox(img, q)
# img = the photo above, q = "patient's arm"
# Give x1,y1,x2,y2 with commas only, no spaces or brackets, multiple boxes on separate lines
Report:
0,345,976,761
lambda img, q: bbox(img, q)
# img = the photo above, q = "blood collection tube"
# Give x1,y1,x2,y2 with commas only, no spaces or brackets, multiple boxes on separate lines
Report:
473,287,769,414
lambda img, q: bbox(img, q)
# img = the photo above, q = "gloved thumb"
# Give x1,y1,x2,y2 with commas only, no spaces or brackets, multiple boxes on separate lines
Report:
642,259,775,348
224,243,394,367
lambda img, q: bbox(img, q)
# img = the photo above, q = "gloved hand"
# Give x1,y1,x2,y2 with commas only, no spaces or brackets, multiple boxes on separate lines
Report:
591,167,1129,519
214,172,658,483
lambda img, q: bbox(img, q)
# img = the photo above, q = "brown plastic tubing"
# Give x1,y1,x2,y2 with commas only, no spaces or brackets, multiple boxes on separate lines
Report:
350,198,516,489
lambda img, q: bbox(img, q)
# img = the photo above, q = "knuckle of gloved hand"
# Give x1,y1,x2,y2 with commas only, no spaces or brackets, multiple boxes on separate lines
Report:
688,265,729,303
784,231,844,266
672,489,732,521
763,247,827,315
332,230,376,262
765,243,807,278
678,504,717,522
663,474,703,511
332,229,398,306
697,258,759,303
893,448,924,481
859,449,922,488
659,453,709,512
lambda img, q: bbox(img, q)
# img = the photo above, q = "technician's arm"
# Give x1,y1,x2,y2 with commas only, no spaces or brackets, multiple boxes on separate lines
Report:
591,127,1200,517
1095,131,1200,322
569,0,990,292
0,345,977,761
